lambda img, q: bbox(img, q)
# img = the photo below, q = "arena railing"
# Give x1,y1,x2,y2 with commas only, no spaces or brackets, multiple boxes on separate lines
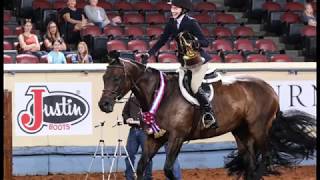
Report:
4,62,316,73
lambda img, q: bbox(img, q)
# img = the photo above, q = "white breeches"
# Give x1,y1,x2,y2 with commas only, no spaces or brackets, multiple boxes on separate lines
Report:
189,63,208,94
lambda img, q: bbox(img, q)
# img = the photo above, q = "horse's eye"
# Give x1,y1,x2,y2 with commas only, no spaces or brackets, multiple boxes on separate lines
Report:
113,77,121,83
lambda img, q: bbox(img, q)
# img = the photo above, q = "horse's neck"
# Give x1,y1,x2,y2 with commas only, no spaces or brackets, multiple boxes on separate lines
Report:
131,68,159,112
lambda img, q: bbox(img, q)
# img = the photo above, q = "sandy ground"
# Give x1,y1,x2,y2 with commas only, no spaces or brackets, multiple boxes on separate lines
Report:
13,165,316,180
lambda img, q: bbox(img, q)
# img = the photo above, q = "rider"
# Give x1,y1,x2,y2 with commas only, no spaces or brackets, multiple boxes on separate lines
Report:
141,0,217,129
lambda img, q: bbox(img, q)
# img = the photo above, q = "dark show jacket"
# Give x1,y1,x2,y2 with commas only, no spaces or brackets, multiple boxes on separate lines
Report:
148,14,211,64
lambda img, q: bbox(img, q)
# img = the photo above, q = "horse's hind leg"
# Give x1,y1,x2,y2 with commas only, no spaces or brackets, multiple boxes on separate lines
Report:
164,136,184,180
136,136,165,180
231,125,259,180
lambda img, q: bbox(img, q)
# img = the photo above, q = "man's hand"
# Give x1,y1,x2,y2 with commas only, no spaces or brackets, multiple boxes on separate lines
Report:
126,118,140,125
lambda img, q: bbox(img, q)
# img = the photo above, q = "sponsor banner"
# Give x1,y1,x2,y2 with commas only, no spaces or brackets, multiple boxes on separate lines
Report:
15,83,92,136
268,80,316,116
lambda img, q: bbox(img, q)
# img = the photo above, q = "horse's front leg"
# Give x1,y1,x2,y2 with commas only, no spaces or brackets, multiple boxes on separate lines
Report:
136,136,165,180
164,137,184,180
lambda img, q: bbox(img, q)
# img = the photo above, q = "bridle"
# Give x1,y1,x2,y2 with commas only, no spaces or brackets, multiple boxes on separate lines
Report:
102,60,149,101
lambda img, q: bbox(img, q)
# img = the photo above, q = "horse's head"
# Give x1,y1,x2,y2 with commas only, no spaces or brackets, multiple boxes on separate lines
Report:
98,54,133,113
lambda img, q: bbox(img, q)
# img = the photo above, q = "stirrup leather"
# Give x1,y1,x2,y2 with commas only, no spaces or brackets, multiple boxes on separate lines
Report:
202,112,216,128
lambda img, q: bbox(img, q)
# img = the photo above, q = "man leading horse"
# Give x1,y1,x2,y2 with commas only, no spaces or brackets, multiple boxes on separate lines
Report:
142,0,217,129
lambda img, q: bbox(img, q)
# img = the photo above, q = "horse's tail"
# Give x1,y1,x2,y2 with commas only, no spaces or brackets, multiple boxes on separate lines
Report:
267,109,316,173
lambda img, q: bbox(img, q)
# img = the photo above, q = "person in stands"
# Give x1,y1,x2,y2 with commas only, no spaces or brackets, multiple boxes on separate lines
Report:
71,41,93,63
84,0,122,31
18,19,47,58
43,21,67,52
47,39,67,64
302,3,316,27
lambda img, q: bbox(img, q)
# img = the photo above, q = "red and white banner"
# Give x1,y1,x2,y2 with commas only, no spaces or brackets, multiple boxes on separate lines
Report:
268,80,316,116
15,83,92,136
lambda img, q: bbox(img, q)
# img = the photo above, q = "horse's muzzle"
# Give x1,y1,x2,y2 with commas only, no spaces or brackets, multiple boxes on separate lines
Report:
98,99,114,113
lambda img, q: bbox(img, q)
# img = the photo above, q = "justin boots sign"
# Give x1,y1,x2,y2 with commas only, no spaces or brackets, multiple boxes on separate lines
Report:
15,83,92,136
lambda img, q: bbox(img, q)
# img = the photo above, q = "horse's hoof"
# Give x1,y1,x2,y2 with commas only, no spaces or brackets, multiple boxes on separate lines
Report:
154,129,166,138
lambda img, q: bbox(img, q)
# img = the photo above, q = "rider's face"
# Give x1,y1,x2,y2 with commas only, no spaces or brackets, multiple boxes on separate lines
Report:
171,5,183,19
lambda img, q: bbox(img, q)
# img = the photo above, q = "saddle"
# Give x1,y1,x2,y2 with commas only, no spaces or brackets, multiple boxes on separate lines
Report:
178,67,222,106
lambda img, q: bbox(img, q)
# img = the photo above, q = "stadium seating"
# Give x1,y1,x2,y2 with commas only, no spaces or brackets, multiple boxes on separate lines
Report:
127,39,148,52
3,41,13,50
107,40,128,52
4,54,13,64
16,54,39,64
158,52,178,63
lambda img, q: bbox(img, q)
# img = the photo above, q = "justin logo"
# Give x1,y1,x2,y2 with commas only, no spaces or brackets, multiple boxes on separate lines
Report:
17,86,90,134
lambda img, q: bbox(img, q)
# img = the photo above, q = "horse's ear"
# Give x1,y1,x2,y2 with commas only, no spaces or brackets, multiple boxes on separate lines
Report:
108,50,121,65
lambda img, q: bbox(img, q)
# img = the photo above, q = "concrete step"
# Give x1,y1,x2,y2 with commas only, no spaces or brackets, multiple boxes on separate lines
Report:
285,50,300,57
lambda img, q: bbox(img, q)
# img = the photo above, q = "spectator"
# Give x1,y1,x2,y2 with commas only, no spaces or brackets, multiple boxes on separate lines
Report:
302,3,316,26
43,21,67,52
47,39,67,64
122,95,182,180
84,0,122,31
60,0,93,45
18,19,47,58
71,41,93,63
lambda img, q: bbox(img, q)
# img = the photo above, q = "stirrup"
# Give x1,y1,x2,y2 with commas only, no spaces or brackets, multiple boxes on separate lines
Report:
202,112,217,128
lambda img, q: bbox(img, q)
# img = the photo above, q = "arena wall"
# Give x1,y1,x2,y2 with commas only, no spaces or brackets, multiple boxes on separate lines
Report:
4,62,316,175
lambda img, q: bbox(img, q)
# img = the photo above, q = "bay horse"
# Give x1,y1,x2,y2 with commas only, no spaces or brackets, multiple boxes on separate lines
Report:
98,53,316,180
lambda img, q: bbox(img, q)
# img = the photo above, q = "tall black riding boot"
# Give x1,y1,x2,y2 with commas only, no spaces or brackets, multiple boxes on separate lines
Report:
195,87,218,128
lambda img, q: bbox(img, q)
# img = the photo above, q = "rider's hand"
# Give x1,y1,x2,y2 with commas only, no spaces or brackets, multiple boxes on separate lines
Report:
141,53,150,64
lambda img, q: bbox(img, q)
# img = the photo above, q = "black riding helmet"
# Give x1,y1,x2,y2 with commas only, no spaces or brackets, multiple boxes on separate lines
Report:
168,0,193,12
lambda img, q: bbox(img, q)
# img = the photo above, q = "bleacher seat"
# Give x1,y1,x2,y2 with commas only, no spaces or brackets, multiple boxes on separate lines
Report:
3,41,13,50
3,10,12,22
284,2,304,11
153,1,171,11
32,0,51,10
233,26,255,37
81,25,102,37
39,55,48,63
98,1,112,10
103,26,124,38
281,11,301,24
158,52,178,63
145,14,166,24
4,55,13,64
123,13,145,24
124,26,145,39
113,1,133,11
255,39,278,53
212,26,232,38
135,52,157,63
193,13,212,24
128,39,148,52
201,27,210,37
270,54,292,62
149,40,170,52
107,40,128,51
53,1,65,10
132,2,153,11
146,27,163,39
246,54,268,62
4,26,13,36
215,13,236,24
234,39,255,53
209,54,222,63
262,2,282,12
212,39,233,52
224,54,244,63
16,54,39,63
194,2,216,12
